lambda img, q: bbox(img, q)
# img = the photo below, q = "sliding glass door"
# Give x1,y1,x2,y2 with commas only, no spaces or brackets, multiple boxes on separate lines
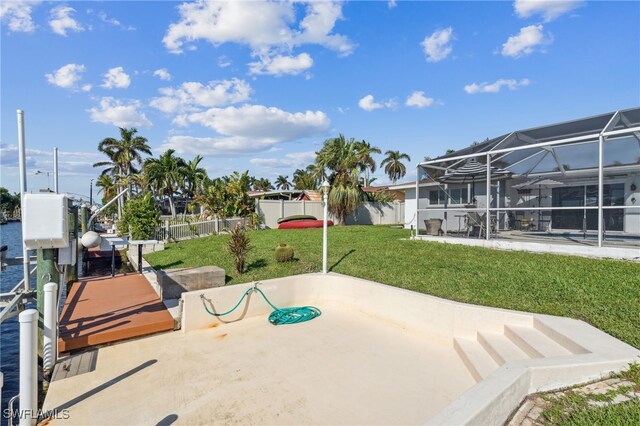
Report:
552,183,624,231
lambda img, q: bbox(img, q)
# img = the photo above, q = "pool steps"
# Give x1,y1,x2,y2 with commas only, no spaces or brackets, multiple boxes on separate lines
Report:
455,323,581,382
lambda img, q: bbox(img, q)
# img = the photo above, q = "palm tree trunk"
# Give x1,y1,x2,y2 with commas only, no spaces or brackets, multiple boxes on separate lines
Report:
117,187,123,219
169,197,176,218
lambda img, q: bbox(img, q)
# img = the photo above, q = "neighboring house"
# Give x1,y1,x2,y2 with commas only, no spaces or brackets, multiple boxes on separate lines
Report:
249,190,322,201
390,107,640,237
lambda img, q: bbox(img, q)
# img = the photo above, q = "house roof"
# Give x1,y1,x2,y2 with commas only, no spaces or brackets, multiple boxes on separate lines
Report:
420,107,640,178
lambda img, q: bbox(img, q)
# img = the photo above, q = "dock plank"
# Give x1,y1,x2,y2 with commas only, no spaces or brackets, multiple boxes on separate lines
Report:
58,273,174,352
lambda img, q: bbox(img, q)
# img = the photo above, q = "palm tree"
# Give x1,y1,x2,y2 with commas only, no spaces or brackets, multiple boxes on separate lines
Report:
93,127,152,217
95,174,116,204
316,134,368,225
96,128,152,178
250,177,274,192
381,150,411,184
292,168,316,190
143,149,187,217
355,140,381,187
183,155,208,199
275,175,291,190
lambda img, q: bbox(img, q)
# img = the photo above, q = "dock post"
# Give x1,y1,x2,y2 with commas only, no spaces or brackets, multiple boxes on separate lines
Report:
80,205,89,234
68,205,79,284
138,243,143,274
43,282,58,376
111,244,116,277
19,309,38,426
37,248,59,353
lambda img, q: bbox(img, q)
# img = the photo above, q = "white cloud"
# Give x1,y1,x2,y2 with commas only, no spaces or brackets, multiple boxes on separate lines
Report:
359,95,382,111
249,53,313,76
49,5,84,36
358,95,395,112
153,68,172,81
0,0,41,32
81,84,92,92
163,1,353,74
101,67,131,89
250,151,317,168
150,78,251,114
160,105,330,156
0,144,102,175
501,24,551,58
464,78,530,94
514,0,583,22
388,0,397,9
45,63,86,89
405,91,435,108
88,97,152,128
421,27,453,62
218,55,232,68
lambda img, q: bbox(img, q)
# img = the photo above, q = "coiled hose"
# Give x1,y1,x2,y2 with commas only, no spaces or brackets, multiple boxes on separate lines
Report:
201,284,321,325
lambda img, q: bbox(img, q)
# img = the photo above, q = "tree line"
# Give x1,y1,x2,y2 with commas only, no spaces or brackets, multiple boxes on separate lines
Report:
93,128,412,224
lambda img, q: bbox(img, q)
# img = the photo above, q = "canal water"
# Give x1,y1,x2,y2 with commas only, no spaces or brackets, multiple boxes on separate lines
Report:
0,222,36,424
0,222,132,424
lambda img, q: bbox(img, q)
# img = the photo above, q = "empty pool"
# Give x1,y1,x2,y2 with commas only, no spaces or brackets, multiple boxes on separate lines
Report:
42,273,640,425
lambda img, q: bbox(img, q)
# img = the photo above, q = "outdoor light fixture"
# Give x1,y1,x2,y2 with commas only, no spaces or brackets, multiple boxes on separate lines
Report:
631,183,637,192
322,180,330,274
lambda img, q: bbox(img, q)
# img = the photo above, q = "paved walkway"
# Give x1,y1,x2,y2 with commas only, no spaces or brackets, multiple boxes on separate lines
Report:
58,273,174,352
509,377,640,425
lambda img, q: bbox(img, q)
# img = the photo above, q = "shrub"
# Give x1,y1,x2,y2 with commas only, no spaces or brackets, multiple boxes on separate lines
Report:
118,193,160,240
227,223,252,273
275,243,294,262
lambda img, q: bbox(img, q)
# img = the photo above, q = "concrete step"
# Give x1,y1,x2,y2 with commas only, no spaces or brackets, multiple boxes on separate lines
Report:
454,337,500,382
534,318,588,354
478,331,530,365
504,325,573,358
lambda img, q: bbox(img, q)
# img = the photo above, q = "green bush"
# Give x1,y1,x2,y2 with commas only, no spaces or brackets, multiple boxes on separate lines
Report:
275,243,294,262
228,224,252,273
118,193,160,240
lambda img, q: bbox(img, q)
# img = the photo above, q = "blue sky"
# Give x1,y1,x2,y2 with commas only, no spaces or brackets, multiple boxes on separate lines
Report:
1,0,638,199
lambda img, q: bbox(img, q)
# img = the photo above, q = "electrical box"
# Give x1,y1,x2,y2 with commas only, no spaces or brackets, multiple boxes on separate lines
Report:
22,193,69,249
58,238,77,265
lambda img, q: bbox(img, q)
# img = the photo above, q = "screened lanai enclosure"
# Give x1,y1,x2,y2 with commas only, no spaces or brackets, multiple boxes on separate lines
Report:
415,107,640,254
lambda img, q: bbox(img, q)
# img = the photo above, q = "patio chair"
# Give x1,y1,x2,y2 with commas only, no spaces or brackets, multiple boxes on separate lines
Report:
465,212,486,238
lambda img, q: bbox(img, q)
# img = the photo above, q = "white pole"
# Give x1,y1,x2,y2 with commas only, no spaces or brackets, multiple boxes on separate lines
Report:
486,154,491,240
19,309,38,426
322,190,328,274
43,282,58,373
415,167,420,238
53,147,59,194
17,110,31,291
597,135,604,247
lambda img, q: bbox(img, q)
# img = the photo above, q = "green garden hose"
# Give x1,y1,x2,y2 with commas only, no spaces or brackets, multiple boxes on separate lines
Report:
200,284,321,325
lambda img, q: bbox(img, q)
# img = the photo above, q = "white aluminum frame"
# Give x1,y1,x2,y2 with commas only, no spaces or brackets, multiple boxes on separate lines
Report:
416,111,640,248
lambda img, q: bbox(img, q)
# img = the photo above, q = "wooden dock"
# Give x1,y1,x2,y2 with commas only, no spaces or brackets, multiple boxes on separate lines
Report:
58,273,174,352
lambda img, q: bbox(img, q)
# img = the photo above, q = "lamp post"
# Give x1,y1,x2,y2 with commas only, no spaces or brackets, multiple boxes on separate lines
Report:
322,180,330,274
89,178,94,206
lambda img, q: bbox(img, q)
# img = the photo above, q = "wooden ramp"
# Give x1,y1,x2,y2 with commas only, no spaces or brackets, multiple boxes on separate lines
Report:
58,274,174,352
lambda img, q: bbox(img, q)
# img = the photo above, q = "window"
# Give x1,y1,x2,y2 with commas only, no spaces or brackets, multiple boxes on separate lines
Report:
429,190,446,205
450,188,468,204
429,188,468,205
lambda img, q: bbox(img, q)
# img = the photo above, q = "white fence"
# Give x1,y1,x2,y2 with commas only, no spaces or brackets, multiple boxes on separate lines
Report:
255,200,405,229
153,217,246,241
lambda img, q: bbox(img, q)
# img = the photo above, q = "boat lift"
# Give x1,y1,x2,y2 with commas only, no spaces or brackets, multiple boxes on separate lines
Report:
0,110,129,426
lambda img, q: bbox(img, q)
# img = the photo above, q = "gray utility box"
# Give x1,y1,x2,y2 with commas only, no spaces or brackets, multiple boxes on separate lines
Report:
157,266,225,300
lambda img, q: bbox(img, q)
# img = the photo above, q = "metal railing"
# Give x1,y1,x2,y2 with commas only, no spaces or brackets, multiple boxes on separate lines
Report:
0,267,36,324
153,217,246,242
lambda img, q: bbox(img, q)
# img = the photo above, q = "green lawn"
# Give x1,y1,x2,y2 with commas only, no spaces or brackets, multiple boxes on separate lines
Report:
145,225,640,349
